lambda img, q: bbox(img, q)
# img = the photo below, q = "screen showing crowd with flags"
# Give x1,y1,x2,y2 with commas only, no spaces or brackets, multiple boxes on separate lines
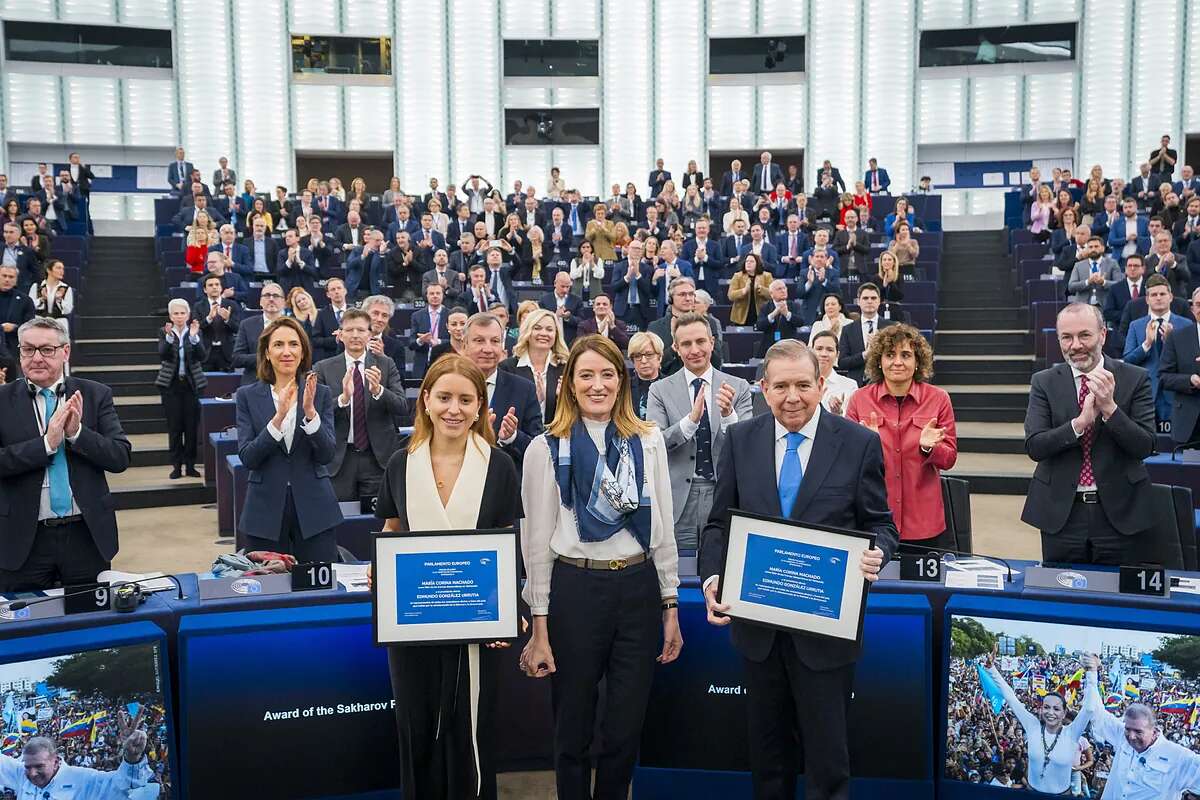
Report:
0,642,173,798
945,615,1200,794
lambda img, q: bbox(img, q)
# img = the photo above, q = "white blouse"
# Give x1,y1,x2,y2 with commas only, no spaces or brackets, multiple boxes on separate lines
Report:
520,421,679,615
808,314,851,343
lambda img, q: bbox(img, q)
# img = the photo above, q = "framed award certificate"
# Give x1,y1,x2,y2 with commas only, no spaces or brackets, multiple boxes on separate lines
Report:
717,510,874,644
372,529,520,646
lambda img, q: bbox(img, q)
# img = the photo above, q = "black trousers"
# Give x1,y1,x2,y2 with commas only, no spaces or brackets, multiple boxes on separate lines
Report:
547,558,660,800
898,526,958,556
204,345,233,372
387,644,499,800
742,635,855,800
161,377,199,468
331,447,384,503
241,489,338,562
0,519,110,592
1041,497,1143,567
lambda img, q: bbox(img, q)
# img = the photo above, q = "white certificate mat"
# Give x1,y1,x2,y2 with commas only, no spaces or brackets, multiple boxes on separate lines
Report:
373,529,520,645
718,510,874,643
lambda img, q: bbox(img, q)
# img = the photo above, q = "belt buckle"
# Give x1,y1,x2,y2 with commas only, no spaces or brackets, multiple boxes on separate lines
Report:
1080,491,1099,504
608,558,627,571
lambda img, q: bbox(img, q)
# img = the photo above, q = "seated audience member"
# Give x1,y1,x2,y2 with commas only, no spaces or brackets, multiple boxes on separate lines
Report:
576,293,630,351
869,251,906,312
156,300,207,479
808,293,851,344
232,281,287,385
1145,229,1188,298
834,209,871,274
499,308,568,424
1124,274,1193,426
727,253,772,326
538,271,585,343
627,331,664,420
1108,196,1151,260
362,294,407,367
428,306,470,365
810,330,858,416
838,282,896,385
286,287,319,341
888,223,920,273
0,264,35,361
1068,236,1121,306
846,323,957,547
1102,254,1146,329
796,247,841,326
1159,287,1200,446
314,308,407,503
194,272,241,372
755,279,805,355
648,277,723,375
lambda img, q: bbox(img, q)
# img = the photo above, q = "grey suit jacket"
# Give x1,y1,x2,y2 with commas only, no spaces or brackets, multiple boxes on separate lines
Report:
647,366,753,523
314,351,408,472
1067,257,1121,305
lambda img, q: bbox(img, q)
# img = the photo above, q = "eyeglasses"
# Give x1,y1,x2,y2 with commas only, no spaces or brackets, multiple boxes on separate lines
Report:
19,344,65,359
630,352,659,361
260,292,284,299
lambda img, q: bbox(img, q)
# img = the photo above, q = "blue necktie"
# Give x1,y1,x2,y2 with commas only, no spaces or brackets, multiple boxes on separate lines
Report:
42,389,73,518
692,379,714,480
778,432,806,517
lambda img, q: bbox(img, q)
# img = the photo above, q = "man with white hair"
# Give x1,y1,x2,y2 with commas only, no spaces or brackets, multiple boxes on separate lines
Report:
0,732,151,798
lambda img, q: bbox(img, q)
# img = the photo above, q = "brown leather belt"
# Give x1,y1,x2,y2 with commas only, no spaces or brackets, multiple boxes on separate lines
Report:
556,552,649,571
41,515,84,527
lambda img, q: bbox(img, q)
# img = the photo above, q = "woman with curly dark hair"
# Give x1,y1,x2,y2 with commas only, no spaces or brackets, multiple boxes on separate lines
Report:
846,323,957,548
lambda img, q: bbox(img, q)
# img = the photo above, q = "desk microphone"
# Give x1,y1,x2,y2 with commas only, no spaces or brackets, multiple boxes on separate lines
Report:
4,574,188,612
899,542,1016,584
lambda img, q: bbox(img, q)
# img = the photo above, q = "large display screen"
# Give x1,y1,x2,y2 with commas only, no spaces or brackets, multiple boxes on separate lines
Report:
946,613,1200,796
0,641,174,798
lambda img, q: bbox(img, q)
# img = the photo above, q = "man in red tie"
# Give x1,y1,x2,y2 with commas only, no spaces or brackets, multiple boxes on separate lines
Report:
1021,303,1157,566
468,265,495,315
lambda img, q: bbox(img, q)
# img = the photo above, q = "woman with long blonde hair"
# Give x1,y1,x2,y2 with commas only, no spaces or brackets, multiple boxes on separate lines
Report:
374,354,520,800
519,335,681,798
499,307,568,423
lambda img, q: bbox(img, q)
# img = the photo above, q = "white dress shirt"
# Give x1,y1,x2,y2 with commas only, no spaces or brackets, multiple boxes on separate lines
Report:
676,365,740,445
520,422,680,615
337,352,384,443
485,371,518,446
517,354,551,418
35,376,82,520
859,314,881,344
820,371,858,415
266,385,321,452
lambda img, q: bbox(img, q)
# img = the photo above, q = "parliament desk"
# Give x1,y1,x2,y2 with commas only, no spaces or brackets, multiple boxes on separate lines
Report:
226,455,248,545
199,397,236,482
207,429,237,495
1147,453,1200,507
201,371,240,399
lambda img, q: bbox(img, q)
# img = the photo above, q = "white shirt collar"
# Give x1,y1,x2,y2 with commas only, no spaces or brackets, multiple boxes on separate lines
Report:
344,350,367,371
774,406,821,443
683,364,715,388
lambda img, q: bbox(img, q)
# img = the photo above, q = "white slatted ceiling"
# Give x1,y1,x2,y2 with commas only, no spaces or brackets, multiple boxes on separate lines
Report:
127,194,157,222
708,85,753,151
553,87,599,107
1025,72,1075,141
601,0,650,192
1188,2,1200,132
292,85,343,151
450,0,501,183
505,87,551,108
808,0,860,173
708,0,753,36
118,0,171,26
176,0,232,179
1028,0,1079,21
343,0,390,35
551,0,598,37
65,76,119,145
554,147,599,197
0,0,53,19
970,190,1007,216
918,0,965,28
59,0,116,23
232,1,290,189
1078,0,1130,179
123,79,177,146
656,0,703,182
971,0,1023,26
396,0,447,189
5,74,62,143
1130,0,1181,177
290,0,337,33
86,194,123,221
970,75,1019,141
864,0,915,192
918,78,965,144
759,0,806,33
503,0,549,37
758,83,804,149
346,86,394,152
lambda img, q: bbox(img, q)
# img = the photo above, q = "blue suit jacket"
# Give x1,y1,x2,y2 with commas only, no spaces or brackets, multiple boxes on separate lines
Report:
796,266,842,325
650,259,694,315
407,306,445,378
168,160,195,192
698,410,898,668
738,242,780,271
208,242,252,274
609,261,654,319
680,239,723,295
235,381,342,539
489,370,544,465
864,168,891,192
1123,313,1193,420
1107,216,1151,258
